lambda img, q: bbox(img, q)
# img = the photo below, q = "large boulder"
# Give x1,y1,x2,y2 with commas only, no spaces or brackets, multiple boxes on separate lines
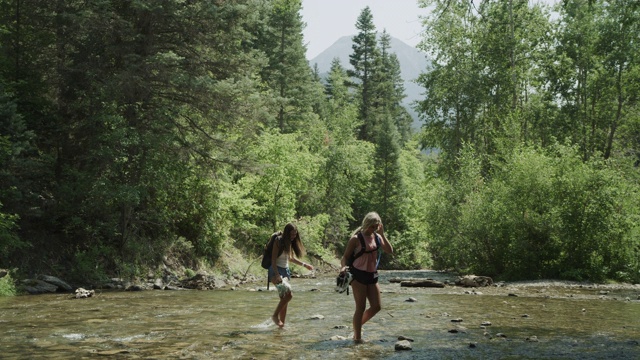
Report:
37,275,73,291
179,273,226,290
455,275,493,287
21,279,59,294
21,275,74,294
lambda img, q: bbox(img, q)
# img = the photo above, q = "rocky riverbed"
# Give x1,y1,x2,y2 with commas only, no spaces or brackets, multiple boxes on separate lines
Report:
2,269,639,359
9,266,640,304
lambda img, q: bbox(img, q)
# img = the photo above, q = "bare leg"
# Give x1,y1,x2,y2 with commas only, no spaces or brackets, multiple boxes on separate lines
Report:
350,280,368,342
351,280,382,342
278,292,292,326
361,283,381,325
272,291,292,328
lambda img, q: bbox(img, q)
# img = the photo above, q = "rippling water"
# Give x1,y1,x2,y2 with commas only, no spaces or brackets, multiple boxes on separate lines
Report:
1,271,638,359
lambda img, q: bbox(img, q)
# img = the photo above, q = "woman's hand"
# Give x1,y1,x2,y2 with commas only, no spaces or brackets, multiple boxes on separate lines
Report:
303,263,314,271
272,273,282,284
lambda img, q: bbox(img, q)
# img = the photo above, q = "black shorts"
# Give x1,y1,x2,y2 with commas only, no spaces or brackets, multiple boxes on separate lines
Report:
350,267,378,285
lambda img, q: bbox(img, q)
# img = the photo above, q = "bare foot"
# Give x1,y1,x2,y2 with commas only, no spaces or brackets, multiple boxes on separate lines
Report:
353,338,364,344
272,315,284,328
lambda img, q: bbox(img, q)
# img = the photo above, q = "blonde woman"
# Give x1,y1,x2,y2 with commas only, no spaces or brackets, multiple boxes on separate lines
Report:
270,223,314,328
339,212,393,343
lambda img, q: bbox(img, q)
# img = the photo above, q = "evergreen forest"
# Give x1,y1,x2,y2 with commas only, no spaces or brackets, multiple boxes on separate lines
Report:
1,0,639,290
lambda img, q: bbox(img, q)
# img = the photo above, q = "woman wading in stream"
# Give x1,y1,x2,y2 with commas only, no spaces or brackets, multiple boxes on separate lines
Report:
339,212,393,343
269,223,314,328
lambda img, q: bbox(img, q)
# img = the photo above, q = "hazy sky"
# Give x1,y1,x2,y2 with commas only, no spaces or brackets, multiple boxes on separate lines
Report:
300,0,558,60
301,0,425,60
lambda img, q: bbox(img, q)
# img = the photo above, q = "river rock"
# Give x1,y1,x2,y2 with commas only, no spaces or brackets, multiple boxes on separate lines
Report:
395,340,412,351
179,273,226,290
153,278,164,289
21,279,59,294
456,275,493,287
398,335,414,342
0,269,7,278
37,275,73,291
74,288,95,299
330,335,347,341
309,314,325,320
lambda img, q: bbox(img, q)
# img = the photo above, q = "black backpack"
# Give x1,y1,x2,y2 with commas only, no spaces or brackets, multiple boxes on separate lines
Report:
347,232,382,269
261,231,284,270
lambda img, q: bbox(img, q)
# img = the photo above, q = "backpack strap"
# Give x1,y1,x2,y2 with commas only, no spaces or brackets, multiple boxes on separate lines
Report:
374,233,382,269
267,232,284,290
353,232,383,269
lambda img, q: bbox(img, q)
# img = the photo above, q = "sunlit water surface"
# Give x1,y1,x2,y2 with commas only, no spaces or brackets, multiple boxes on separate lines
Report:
0,271,638,359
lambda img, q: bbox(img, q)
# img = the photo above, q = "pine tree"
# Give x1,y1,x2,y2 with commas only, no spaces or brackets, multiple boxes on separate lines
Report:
370,111,405,233
348,6,379,142
256,0,317,133
373,30,413,145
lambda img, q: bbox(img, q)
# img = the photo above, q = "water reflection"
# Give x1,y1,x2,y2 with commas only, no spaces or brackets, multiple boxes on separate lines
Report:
0,271,638,359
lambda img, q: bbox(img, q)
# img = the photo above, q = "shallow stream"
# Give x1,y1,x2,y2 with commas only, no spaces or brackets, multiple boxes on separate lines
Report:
1,270,638,359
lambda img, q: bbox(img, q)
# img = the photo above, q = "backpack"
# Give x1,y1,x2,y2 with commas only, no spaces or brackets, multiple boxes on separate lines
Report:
347,232,382,270
261,231,284,270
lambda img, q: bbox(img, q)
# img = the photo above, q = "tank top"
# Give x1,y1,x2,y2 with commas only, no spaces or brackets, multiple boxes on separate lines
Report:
352,233,378,273
276,251,288,268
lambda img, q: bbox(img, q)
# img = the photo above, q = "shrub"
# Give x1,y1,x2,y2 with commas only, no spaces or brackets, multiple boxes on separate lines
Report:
426,144,639,281
0,272,16,297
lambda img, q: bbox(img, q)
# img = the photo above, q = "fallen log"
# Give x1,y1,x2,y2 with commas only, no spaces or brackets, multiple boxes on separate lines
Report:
400,280,445,288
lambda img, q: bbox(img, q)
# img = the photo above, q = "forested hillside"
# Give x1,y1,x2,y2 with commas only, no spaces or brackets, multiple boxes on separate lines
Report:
0,0,638,287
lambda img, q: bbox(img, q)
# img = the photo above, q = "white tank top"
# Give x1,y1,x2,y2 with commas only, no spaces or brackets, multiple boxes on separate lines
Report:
276,251,289,268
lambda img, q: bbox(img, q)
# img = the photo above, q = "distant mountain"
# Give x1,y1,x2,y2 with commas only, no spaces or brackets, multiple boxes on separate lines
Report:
308,35,431,128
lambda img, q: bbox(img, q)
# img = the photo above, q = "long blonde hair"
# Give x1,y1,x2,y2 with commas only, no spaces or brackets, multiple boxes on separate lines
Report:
351,212,381,237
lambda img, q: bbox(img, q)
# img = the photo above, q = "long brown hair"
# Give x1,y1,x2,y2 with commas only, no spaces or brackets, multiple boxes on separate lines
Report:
281,223,305,258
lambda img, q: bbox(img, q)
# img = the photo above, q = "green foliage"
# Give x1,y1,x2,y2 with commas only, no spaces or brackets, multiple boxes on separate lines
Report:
71,244,113,285
348,6,380,142
184,268,196,278
317,103,375,248
254,0,318,133
0,0,269,279
0,206,23,265
389,142,436,269
295,214,332,262
0,85,31,264
240,130,322,235
426,143,639,281
0,272,16,297
0,0,637,285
